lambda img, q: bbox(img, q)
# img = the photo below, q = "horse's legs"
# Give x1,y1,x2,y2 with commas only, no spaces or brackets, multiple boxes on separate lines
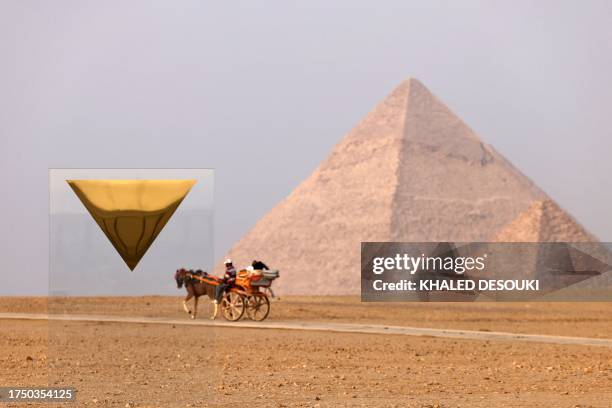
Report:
192,296,199,320
183,292,193,315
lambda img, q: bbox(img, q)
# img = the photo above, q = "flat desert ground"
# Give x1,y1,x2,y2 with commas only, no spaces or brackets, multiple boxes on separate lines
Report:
1,297,612,407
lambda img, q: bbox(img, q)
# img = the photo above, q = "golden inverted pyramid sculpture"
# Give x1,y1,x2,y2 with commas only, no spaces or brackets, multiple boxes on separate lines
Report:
67,179,196,270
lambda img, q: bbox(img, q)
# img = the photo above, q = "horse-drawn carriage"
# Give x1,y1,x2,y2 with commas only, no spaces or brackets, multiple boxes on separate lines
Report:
175,267,280,321
223,268,279,321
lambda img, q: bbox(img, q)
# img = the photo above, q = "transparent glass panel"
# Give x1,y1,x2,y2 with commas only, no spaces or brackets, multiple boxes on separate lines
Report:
49,169,217,405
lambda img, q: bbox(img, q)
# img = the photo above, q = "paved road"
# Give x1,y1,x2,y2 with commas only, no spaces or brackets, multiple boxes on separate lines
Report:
2,312,611,347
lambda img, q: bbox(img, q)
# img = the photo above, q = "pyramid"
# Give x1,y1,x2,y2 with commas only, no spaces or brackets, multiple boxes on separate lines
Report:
494,199,596,242
493,199,611,295
220,78,597,295
68,179,196,270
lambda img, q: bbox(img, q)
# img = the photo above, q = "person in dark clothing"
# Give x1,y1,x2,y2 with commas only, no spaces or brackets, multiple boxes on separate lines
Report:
252,260,269,270
251,260,277,298
212,259,237,320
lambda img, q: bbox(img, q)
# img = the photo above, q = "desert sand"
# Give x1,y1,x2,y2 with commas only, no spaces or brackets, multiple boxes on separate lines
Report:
1,297,611,407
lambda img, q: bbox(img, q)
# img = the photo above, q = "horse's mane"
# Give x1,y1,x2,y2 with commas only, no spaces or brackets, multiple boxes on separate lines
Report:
175,268,216,299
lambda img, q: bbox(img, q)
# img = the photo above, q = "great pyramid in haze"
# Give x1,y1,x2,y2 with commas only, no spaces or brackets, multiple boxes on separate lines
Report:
220,78,597,295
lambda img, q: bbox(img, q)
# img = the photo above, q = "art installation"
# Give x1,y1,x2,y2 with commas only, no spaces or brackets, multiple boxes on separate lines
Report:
67,179,196,270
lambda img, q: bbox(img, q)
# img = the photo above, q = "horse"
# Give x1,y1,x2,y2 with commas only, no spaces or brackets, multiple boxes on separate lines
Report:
174,268,217,319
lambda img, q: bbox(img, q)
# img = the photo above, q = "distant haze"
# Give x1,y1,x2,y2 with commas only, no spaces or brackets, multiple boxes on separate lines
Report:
1,1,611,294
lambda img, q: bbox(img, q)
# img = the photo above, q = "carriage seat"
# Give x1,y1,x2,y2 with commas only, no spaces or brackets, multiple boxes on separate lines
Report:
262,269,279,280
250,269,279,287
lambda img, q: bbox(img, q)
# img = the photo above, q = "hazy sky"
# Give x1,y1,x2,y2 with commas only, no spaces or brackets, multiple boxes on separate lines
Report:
1,1,611,294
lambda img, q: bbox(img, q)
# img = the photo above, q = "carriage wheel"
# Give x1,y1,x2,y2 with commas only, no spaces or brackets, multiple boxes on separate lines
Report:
245,294,270,321
221,292,245,321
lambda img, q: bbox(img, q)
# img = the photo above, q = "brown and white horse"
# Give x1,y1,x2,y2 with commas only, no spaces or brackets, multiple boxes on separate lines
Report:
174,268,217,319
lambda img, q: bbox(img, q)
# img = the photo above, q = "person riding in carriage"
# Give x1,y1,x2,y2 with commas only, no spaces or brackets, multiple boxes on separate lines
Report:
251,260,269,271
212,258,237,320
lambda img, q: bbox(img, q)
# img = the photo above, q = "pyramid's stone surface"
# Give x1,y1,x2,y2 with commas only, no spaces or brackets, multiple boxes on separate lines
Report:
220,78,596,295
494,199,596,242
